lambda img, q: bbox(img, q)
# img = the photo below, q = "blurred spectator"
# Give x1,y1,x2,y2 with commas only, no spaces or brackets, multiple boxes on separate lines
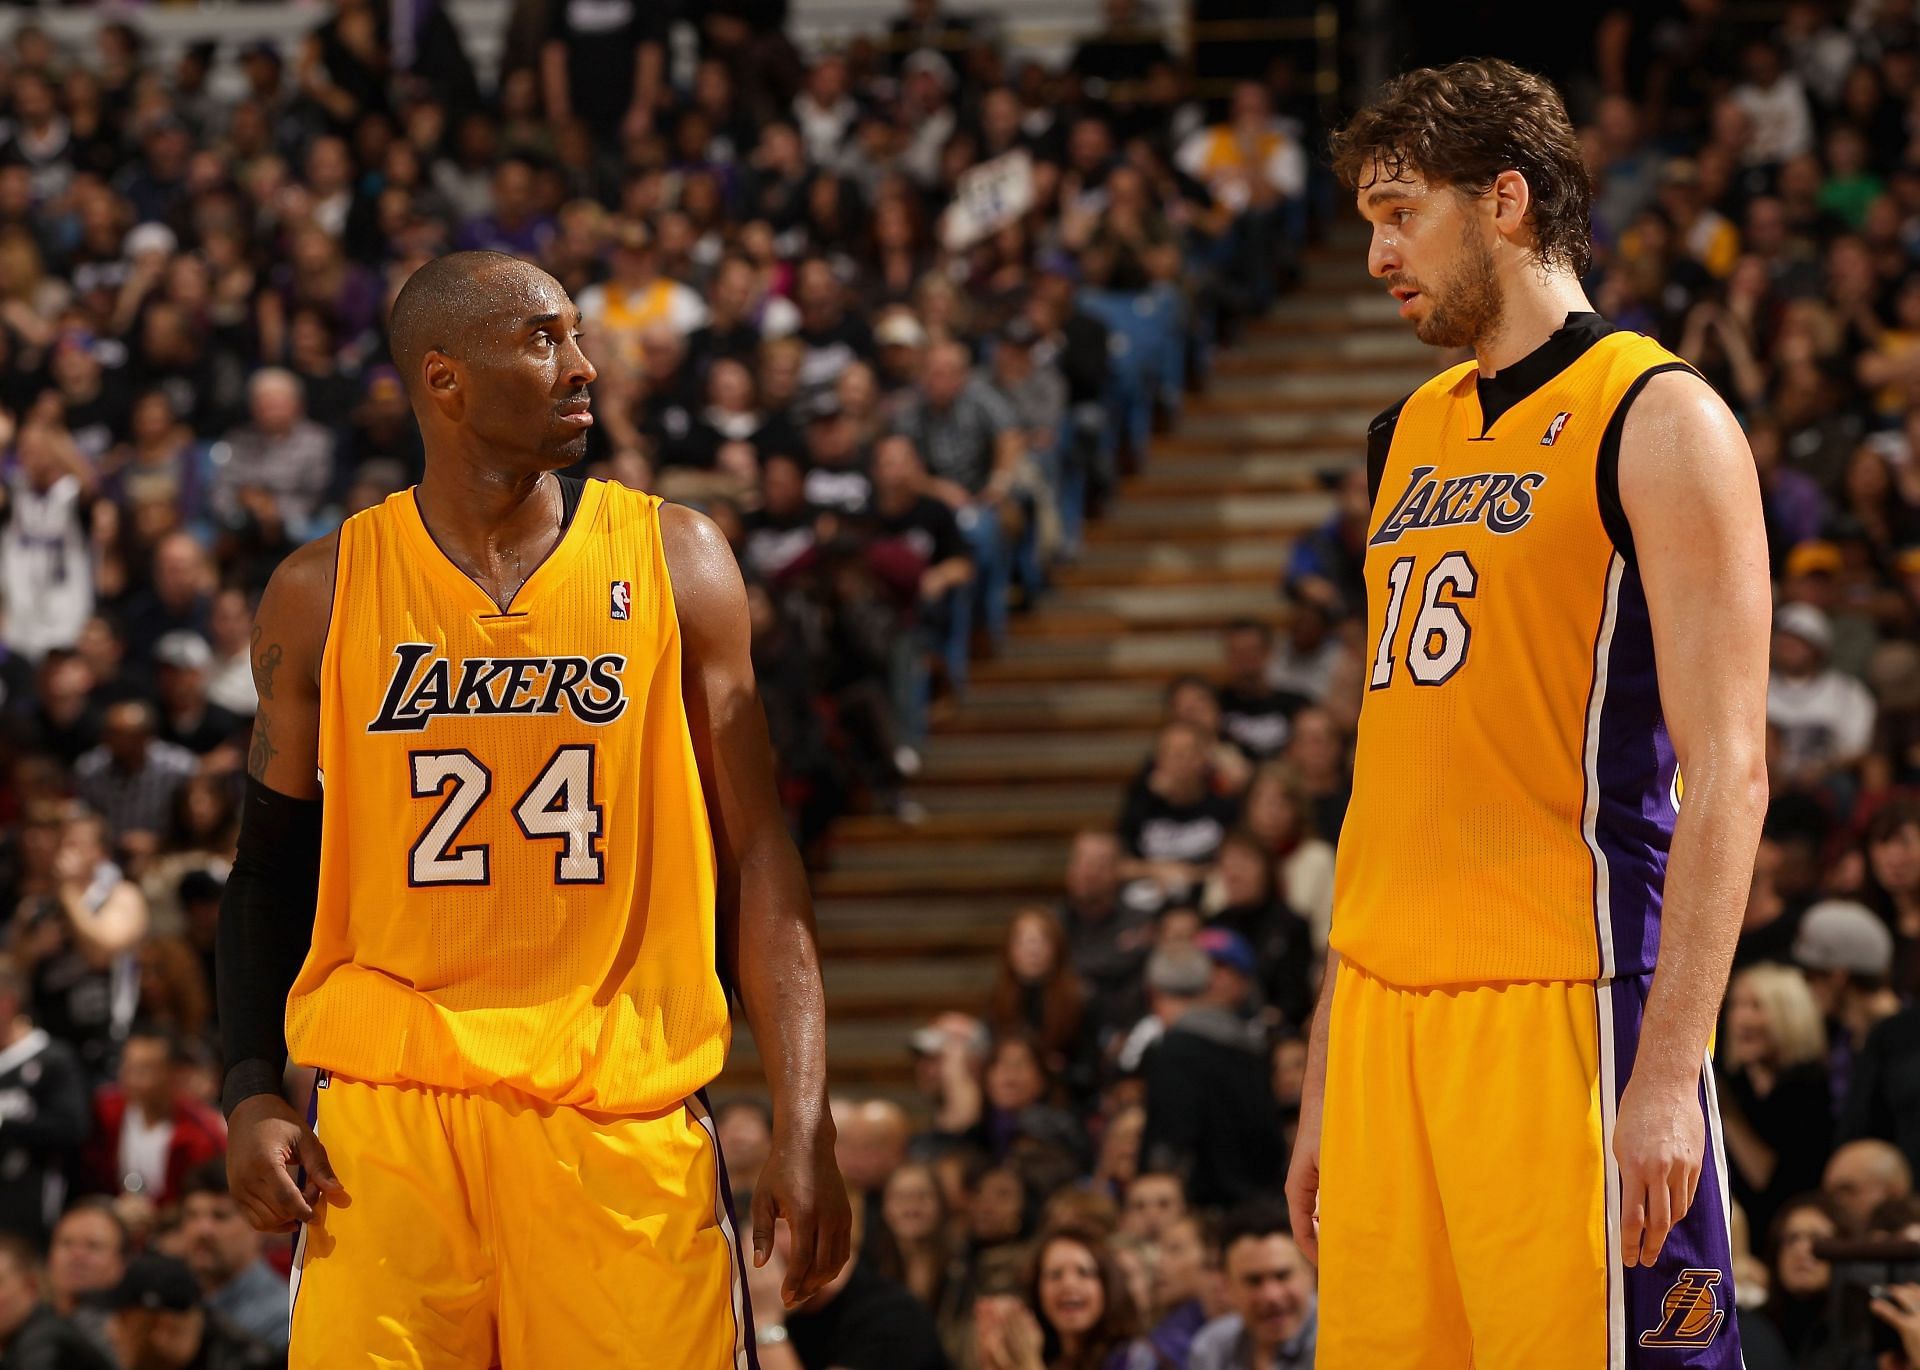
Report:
1238,765,1335,951
715,1098,773,1215
974,1224,1160,1370
1823,1138,1912,1231
1201,830,1313,1030
1798,897,1900,1110
0,956,88,1244
0,412,96,663
753,1203,949,1370
875,1162,956,1314
177,1163,288,1352
1187,1205,1316,1370
0,1234,113,1370
73,701,194,845
16,807,148,1080
96,1252,279,1370
1145,1211,1216,1366
1136,945,1277,1208
1175,83,1306,309
150,633,242,758
1118,1171,1185,1244
1057,831,1153,1045
1717,964,1833,1236
1281,468,1368,622
1215,622,1307,764
212,370,336,544
1768,602,1876,792
1117,723,1239,904
1763,1194,1844,1363
78,1026,224,1213
986,911,1090,1087
45,1202,127,1320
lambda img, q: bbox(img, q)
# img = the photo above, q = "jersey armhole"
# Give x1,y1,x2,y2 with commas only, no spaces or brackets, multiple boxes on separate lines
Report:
1366,393,1411,507
1595,361,1700,568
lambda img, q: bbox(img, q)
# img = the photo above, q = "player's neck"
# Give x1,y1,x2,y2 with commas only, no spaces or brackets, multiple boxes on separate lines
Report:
415,461,561,561
1472,273,1594,377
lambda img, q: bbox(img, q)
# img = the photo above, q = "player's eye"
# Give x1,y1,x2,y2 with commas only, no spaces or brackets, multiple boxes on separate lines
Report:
1394,209,1413,225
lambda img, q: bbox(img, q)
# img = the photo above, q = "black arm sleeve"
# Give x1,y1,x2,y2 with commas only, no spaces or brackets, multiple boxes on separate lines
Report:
216,778,323,1116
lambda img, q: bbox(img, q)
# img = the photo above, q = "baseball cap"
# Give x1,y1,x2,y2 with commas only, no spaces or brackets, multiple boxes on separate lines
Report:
1793,899,1894,978
151,631,213,672
1194,928,1258,979
1775,602,1833,654
88,1254,201,1313
1785,540,1843,579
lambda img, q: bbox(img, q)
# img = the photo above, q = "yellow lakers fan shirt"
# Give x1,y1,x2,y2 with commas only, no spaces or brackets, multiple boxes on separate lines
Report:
1331,315,1695,988
287,478,730,1112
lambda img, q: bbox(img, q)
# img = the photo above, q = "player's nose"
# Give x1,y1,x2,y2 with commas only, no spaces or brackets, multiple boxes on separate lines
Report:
562,337,597,389
1368,226,1399,279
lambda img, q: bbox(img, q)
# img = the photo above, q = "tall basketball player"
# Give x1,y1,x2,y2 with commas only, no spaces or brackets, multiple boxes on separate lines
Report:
1284,61,1770,1366
214,251,850,1366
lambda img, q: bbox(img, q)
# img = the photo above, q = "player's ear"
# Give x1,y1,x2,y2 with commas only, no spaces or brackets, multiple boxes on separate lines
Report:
1489,169,1532,245
422,350,460,406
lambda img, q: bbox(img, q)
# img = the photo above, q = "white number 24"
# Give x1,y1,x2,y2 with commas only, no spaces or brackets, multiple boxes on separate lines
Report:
408,746,604,886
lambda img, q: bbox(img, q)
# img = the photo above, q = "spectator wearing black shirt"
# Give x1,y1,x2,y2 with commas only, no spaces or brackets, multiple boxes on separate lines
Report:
1796,898,1901,1114
1204,830,1313,1031
1215,621,1310,763
743,454,823,587
1069,0,1176,88
1137,945,1277,1210
862,436,971,744
1717,964,1834,1238
0,1234,113,1370
685,256,765,380
1118,721,1241,904
801,395,872,517
0,958,88,1246
752,1202,950,1370
148,635,241,760
1283,466,1370,624
541,0,665,142
10,654,101,768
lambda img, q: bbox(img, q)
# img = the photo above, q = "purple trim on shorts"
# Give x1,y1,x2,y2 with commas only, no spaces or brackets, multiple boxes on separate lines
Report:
1609,975,1743,1368
699,1088,760,1370
1594,565,1677,978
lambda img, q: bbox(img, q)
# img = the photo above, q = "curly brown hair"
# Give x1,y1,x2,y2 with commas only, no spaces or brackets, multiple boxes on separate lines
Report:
1330,58,1593,276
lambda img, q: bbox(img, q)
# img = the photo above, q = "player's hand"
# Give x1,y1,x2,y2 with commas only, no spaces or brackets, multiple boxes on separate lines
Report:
1283,1109,1322,1265
1613,1077,1702,1268
226,1094,347,1234
751,1113,851,1307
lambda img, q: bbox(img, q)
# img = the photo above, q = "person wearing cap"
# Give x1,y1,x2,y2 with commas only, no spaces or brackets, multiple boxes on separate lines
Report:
1840,907,1920,1179
1137,944,1276,1209
1768,601,1878,790
94,1254,279,1370
1194,928,1260,1017
152,632,244,757
577,218,710,379
0,1234,114,1370
800,391,872,516
1794,897,1901,1082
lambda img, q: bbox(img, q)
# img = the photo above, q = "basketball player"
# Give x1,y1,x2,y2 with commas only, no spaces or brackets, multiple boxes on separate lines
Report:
1283,62,1769,1366
214,251,850,1366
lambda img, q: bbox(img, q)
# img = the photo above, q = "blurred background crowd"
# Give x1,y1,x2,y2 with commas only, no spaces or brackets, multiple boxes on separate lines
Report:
2,0,1920,1367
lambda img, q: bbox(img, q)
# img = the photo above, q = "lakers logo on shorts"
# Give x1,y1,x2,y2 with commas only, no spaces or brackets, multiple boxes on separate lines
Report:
1638,1268,1725,1348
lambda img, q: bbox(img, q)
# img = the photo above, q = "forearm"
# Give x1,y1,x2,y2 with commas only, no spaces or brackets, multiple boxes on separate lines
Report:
1637,763,1767,1094
1299,950,1339,1132
728,841,832,1131
58,883,144,959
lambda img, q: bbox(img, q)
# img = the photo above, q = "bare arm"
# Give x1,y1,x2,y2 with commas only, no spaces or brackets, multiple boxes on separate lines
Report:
1613,370,1771,1266
541,39,571,123
1283,948,1337,1264
244,533,336,798
55,878,146,962
662,502,851,1305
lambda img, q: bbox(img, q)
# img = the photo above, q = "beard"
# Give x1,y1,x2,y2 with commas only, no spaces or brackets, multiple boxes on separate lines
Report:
1411,225,1505,350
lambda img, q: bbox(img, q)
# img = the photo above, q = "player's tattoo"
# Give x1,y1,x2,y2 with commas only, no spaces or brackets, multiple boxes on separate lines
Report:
247,711,278,781
252,626,284,701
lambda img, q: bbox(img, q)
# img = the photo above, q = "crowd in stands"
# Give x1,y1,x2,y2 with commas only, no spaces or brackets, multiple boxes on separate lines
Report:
0,0,1321,1365
19,0,1920,1367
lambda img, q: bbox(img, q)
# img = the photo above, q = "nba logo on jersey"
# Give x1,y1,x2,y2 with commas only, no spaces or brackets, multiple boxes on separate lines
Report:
1540,411,1572,446
609,580,631,621
1638,1269,1725,1348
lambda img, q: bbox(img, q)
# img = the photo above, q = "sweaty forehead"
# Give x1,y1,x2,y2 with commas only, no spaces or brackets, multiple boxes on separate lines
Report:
474,267,577,334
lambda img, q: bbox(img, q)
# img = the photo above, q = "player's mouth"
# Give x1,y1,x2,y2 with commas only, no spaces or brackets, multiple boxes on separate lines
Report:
556,398,594,428
1390,285,1421,316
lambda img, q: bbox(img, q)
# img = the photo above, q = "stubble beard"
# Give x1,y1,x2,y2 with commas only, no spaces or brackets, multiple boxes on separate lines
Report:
1414,226,1505,351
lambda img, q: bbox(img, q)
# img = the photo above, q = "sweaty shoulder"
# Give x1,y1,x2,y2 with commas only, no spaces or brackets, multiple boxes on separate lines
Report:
257,529,341,686
1615,367,1749,506
659,501,747,648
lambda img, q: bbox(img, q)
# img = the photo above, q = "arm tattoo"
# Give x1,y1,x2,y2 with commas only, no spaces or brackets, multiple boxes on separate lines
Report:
247,710,278,782
251,625,285,702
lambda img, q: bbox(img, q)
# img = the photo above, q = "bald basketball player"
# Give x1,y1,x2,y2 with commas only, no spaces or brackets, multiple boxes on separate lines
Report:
216,251,849,1367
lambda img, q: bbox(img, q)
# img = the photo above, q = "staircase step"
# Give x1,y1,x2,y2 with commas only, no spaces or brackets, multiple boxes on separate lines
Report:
1173,408,1379,442
1218,332,1432,368
830,835,1068,874
1012,582,1278,629
920,728,1152,781
1123,448,1358,493
1097,491,1334,531
1067,539,1289,575
1206,369,1432,404
1259,292,1405,327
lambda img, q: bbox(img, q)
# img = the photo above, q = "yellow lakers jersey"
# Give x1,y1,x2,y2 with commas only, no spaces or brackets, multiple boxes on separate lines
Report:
287,479,729,1111
1330,319,1693,987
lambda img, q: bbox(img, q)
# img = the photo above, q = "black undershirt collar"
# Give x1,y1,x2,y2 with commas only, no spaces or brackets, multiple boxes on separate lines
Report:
1472,311,1614,438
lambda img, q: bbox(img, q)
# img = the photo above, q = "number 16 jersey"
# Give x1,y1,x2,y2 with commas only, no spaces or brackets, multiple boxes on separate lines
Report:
287,479,730,1113
1330,316,1695,988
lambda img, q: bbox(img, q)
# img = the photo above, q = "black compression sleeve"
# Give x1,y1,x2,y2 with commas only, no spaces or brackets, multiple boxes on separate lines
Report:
217,777,323,1116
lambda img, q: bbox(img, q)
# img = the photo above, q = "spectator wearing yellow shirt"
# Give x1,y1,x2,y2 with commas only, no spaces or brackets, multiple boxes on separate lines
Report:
576,218,708,380
1175,83,1306,310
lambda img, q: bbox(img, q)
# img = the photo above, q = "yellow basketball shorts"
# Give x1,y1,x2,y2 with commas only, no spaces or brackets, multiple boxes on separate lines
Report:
289,1074,755,1370
1316,961,1741,1369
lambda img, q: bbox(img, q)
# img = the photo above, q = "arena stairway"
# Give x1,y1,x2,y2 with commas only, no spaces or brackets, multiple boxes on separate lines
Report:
717,228,1435,1109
